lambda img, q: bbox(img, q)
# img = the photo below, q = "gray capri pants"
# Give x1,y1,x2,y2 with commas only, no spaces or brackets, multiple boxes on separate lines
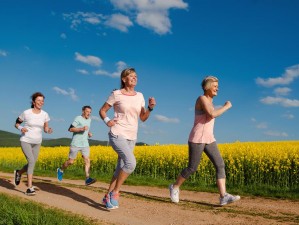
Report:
20,141,41,175
108,132,137,176
181,141,226,179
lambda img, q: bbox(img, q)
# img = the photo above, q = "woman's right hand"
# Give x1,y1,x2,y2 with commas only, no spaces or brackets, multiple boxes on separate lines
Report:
224,101,232,109
106,120,116,127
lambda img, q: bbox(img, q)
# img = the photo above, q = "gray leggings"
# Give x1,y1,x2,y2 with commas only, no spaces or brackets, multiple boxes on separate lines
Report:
109,132,136,176
20,141,41,175
181,141,226,179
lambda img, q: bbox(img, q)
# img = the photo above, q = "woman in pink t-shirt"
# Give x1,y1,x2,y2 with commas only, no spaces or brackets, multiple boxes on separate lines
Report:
169,76,240,206
99,68,156,209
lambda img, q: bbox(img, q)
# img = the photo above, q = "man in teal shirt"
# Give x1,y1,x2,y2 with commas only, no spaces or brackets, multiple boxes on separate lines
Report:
57,106,96,185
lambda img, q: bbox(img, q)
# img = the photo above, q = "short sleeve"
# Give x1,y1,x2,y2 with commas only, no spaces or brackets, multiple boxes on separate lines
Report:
44,112,50,122
106,91,116,106
72,116,80,127
18,112,25,121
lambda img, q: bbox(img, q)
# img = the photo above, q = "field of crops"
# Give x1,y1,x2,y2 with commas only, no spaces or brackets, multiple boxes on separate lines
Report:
0,141,298,190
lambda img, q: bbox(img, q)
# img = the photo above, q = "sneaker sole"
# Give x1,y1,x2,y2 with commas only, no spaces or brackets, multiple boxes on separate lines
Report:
169,185,179,203
85,179,96,186
106,205,119,210
220,196,241,206
25,192,36,196
13,170,20,186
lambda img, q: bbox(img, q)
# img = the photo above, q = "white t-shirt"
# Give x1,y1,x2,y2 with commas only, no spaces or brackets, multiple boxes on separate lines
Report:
106,89,145,140
18,109,50,144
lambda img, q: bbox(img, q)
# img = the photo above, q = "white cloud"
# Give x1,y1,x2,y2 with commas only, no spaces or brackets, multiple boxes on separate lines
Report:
63,12,103,30
260,96,299,107
91,115,101,122
104,14,133,32
256,64,299,87
63,0,187,34
110,0,188,35
75,52,102,67
282,113,295,120
154,114,180,123
136,11,171,35
76,69,89,75
93,69,111,76
264,131,288,137
93,61,127,78
24,46,30,51
60,33,67,39
53,87,78,101
274,87,291,96
256,122,267,129
251,118,256,122
0,50,8,57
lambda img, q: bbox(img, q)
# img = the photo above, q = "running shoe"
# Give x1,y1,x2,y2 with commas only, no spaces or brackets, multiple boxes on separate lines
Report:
14,170,21,186
57,168,64,181
103,193,117,210
109,191,119,208
219,193,240,206
169,184,180,203
25,187,36,196
85,177,96,186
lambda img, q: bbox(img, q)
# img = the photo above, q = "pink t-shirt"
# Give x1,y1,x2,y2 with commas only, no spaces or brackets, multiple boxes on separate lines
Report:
188,109,216,144
106,90,145,140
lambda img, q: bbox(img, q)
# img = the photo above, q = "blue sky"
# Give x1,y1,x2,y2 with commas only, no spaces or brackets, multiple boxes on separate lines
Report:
1,0,299,145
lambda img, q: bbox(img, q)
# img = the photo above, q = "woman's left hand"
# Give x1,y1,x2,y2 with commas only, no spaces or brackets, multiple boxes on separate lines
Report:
148,97,156,109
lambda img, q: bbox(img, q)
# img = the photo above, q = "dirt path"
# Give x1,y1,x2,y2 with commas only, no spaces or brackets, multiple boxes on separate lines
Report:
0,172,298,225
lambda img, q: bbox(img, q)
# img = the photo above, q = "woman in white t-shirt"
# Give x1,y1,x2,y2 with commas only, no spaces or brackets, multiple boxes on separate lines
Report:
14,92,53,196
99,68,156,209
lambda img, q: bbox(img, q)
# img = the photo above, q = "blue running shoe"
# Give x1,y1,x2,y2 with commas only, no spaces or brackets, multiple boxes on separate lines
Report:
109,191,119,208
103,194,117,210
57,168,63,181
85,177,96,186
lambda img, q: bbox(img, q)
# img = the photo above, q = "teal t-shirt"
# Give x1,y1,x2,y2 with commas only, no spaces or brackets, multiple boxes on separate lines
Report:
70,116,91,147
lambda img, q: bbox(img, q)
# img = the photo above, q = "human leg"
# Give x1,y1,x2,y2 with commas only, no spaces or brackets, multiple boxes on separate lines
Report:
204,142,240,205
20,142,40,189
57,147,78,181
170,142,205,203
104,132,136,208
204,142,226,196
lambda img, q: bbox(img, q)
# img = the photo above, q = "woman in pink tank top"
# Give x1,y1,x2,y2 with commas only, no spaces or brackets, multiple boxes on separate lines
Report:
169,76,240,206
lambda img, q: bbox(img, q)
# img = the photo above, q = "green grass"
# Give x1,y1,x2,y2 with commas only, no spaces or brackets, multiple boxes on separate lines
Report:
0,193,100,225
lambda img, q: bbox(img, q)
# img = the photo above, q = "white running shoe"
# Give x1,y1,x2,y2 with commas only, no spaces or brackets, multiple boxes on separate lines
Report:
169,184,180,203
220,193,240,206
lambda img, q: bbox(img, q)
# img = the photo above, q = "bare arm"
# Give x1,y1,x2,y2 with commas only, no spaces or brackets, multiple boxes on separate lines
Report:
197,96,232,118
140,97,156,122
68,125,87,133
15,117,27,133
99,102,115,127
44,122,53,134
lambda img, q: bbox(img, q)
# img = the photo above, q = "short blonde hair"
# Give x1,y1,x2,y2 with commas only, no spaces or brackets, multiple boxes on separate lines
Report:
201,76,218,91
120,68,136,89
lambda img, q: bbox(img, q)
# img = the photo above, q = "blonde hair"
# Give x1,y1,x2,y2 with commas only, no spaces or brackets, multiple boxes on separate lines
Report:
201,76,218,91
120,68,136,89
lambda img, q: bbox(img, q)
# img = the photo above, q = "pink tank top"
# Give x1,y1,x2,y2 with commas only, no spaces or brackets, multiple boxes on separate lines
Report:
188,109,216,144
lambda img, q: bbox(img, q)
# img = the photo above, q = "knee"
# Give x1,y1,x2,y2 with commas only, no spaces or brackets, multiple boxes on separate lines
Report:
84,157,90,165
215,161,226,178
181,166,197,179
67,159,75,165
188,166,198,175
125,160,136,174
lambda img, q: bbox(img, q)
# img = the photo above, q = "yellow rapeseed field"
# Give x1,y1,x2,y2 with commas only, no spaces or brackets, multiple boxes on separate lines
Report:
0,141,298,188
